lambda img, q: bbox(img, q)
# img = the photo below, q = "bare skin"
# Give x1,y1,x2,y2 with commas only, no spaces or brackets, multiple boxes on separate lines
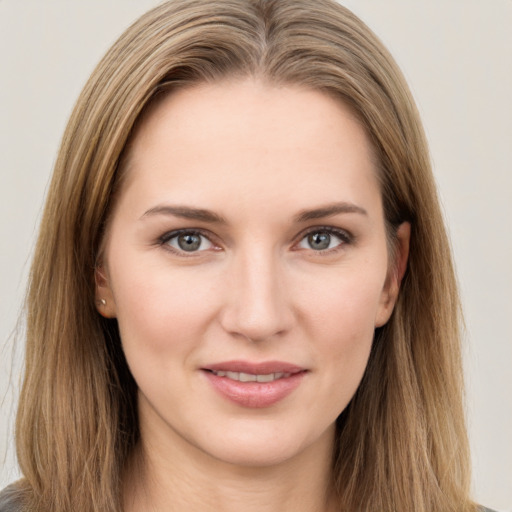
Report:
123,422,337,512
97,78,409,512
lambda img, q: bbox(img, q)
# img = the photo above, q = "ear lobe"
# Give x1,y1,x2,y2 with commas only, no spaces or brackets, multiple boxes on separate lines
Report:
94,265,117,318
375,222,411,327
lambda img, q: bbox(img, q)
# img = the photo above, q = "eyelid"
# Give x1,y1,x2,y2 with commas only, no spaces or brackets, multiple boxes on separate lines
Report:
158,228,220,255
156,225,353,256
293,225,354,251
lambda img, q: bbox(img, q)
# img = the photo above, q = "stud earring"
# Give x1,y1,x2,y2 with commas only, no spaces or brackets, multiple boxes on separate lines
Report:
97,299,107,306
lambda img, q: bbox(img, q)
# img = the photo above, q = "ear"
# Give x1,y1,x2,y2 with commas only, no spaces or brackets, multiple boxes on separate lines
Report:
94,263,117,318
375,222,410,328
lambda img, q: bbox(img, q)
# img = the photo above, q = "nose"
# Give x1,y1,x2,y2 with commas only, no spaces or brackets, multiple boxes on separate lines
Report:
219,248,295,342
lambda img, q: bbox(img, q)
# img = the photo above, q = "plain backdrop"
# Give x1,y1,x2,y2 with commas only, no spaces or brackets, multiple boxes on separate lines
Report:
1,1,511,510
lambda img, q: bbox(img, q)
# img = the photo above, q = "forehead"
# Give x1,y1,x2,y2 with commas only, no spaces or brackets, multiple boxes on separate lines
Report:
117,78,380,217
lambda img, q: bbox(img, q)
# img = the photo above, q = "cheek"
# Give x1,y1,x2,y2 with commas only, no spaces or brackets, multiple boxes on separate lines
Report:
108,252,221,358
301,266,386,338
319,302,376,376
300,269,385,391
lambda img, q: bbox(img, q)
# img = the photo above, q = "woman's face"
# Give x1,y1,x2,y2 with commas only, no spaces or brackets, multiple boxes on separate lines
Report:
98,79,408,468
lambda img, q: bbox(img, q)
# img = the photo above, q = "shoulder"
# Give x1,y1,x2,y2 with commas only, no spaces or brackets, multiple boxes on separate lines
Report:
0,484,24,512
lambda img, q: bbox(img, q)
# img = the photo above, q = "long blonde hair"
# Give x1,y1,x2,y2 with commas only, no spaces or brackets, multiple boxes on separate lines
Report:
15,1,476,510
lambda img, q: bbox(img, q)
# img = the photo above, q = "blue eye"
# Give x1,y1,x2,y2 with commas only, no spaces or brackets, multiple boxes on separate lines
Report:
298,229,349,251
162,231,213,253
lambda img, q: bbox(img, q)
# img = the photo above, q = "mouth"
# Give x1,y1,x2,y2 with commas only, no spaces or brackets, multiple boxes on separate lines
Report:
206,370,294,382
201,361,307,408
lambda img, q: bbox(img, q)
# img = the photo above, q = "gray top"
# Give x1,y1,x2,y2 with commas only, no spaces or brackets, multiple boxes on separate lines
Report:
0,484,500,512
0,485,22,512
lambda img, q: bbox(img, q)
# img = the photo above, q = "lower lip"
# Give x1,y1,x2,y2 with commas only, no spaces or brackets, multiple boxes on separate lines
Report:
202,370,306,408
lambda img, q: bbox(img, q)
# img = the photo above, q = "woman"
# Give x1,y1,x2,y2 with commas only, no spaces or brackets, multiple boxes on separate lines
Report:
0,0,496,511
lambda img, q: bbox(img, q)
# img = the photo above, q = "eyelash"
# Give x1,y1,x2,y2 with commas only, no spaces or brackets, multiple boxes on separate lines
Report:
157,226,354,256
295,226,354,254
158,229,217,256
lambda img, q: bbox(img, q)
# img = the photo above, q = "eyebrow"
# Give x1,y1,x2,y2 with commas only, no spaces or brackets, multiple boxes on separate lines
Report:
294,202,368,222
140,201,367,224
140,205,228,224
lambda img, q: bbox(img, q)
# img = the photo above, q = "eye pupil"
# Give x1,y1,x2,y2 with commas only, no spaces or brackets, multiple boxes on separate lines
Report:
178,233,201,251
308,232,331,250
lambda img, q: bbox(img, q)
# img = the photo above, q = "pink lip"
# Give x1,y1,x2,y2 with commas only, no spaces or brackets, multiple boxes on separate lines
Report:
204,360,304,374
202,360,307,409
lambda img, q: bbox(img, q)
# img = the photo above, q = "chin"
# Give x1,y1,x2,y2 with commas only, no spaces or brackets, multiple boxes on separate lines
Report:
189,420,336,470
207,438,309,468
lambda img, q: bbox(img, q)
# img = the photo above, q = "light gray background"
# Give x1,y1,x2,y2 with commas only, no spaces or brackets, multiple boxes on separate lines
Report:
1,1,511,510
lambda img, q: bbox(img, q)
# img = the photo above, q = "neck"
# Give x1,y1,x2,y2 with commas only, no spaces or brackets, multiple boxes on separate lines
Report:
123,419,338,512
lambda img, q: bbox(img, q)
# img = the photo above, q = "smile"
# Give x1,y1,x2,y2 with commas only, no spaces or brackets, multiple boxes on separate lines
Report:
209,370,293,382
202,361,307,408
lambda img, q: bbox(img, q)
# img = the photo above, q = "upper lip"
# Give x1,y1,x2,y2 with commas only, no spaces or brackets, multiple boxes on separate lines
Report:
202,360,306,375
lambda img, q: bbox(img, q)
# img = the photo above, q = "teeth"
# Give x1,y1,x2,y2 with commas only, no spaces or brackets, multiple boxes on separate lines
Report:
256,373,274,383
211,370,293,382
239,372,257,382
